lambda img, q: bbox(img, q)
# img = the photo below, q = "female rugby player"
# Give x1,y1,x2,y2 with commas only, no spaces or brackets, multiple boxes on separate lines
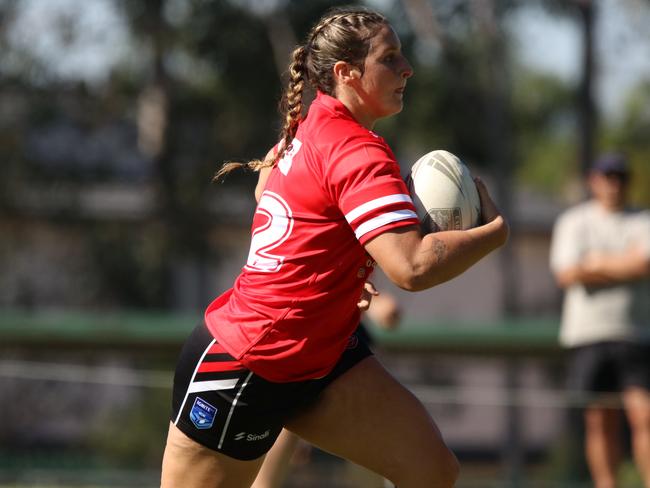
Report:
162,6,508,488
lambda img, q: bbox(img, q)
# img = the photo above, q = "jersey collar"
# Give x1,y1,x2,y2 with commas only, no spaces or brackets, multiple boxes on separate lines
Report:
314,90,357,122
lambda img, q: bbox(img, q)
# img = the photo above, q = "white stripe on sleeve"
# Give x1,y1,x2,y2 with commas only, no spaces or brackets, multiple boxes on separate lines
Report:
345,194,414,224
354,209,418,239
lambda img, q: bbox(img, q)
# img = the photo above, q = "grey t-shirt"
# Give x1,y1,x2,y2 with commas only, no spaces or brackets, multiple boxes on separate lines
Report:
550,200,650,347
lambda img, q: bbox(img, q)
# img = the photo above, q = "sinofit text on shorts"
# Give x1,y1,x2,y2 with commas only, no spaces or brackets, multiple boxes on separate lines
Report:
234,430,270,442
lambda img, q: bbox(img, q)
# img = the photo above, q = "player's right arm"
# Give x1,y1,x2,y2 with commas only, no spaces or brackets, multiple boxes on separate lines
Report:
365,178,509,292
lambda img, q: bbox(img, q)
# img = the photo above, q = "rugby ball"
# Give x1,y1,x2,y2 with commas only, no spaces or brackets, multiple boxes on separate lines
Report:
406,150,481,232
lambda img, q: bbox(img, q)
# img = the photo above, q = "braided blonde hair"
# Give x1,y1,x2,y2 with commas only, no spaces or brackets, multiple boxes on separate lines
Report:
214,6,388,181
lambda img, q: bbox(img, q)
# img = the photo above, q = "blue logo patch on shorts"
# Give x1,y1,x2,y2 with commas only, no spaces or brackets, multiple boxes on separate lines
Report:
189,397,217,429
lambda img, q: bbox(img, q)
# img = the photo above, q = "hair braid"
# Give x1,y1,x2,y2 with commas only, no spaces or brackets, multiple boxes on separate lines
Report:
276,45,307,164
214,46,307,182
309,12,349,41
214,6,387,182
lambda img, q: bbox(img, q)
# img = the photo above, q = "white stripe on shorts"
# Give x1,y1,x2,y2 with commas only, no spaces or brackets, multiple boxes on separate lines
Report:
218,371,254,449
187,378,239,394
173,338,216,426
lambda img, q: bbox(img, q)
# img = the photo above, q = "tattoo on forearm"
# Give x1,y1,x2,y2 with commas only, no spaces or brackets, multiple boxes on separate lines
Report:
432,238,447,262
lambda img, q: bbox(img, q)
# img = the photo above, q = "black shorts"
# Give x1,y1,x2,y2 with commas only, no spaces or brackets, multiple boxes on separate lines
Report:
170,321,373,460
567,341,650,394
356,321,374,347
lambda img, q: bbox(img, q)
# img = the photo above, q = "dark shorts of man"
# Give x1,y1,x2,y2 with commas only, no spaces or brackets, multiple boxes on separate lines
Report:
567,341,650,396
170,321,373,460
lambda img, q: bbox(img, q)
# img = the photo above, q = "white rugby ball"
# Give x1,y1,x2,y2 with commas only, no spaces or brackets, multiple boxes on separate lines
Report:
406,149,481,232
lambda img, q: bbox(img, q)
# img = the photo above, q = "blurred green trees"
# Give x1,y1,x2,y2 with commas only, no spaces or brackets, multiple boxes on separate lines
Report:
0,0,649,311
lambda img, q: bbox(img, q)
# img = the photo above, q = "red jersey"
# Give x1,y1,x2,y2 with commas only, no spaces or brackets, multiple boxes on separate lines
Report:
205,92,419,382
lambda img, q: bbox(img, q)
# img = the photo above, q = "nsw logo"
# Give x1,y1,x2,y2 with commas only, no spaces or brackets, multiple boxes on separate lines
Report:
189,397,217,430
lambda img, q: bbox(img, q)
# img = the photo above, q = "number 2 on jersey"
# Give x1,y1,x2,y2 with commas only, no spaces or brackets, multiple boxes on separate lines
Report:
245,191,294,273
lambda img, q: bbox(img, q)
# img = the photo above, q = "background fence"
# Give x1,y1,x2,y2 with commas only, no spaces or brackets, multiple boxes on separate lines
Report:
1,311,643,488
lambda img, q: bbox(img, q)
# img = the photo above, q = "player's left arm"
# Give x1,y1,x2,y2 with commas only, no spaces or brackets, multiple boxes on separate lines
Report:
365,291,401,329
357,282,401,329
254,148,275,203
357,281,379,311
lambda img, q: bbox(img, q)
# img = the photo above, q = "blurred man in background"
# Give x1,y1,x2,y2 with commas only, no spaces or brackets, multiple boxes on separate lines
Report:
550,153,650,488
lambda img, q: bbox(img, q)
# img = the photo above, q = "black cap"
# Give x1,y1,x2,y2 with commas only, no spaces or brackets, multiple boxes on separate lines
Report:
591,153,629,175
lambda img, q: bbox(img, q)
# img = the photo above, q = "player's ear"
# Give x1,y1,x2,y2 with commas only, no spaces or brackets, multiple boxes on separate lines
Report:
348,65,362,79
333,61,362,84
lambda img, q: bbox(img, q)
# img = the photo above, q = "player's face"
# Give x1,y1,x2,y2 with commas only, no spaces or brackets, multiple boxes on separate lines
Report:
357,25,413,125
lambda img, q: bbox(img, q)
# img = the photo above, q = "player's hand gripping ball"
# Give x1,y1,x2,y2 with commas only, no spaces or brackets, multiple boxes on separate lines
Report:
406,149,481,232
